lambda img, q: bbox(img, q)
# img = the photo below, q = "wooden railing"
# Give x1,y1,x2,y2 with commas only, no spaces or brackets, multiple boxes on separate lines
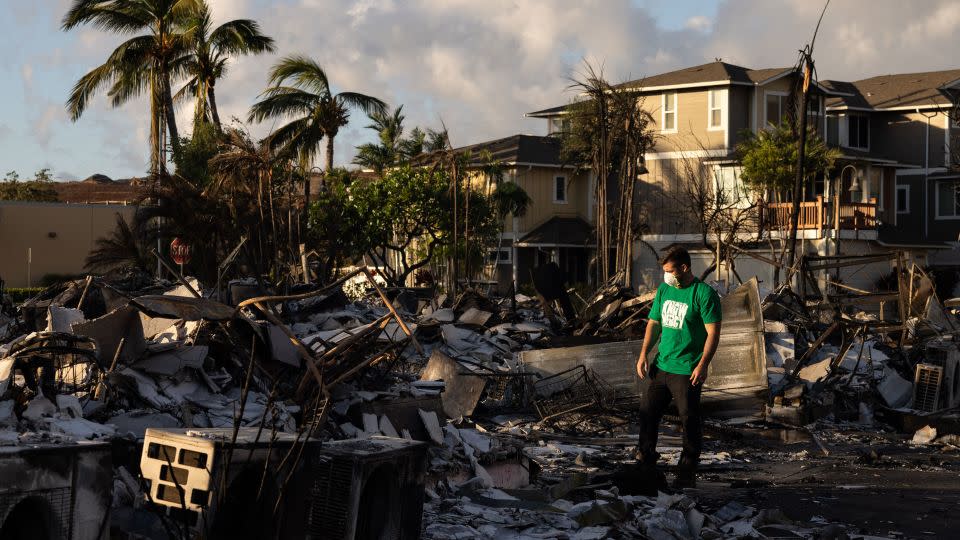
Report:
762,196,877,232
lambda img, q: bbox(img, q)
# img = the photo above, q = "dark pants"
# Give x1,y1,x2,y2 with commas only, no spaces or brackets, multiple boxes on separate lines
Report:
636,365,703,472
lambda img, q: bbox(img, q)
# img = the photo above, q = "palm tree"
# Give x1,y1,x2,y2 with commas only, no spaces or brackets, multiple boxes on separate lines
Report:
353,106,406,175
176,1,274,129
85,213,152,275
248,54,386,173
63,0,201,175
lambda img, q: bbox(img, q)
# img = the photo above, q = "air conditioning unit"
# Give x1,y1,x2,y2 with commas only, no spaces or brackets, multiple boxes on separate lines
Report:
0,442,111,540
141,429,427,539
924,343,960,409
306,437,428,540
140,427,311,537
912,363,944,413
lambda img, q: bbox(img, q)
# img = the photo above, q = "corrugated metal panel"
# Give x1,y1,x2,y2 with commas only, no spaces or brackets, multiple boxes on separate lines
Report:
517,278,768,396
519,341,643,397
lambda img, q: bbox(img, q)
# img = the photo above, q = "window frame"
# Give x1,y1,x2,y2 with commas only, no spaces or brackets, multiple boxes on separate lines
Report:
707,88,725,131
935,180,960,220
895,184,910,214
847,114,870,151
661,92,677,133
553,175,568,204
764,91,788,127
487,247,512,265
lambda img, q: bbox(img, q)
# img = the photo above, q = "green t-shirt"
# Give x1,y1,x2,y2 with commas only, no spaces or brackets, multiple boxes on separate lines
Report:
648,278,722,375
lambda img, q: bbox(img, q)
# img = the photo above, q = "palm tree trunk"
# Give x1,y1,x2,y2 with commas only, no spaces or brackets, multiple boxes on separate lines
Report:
208,83,221,129
325,136,335,173
163,75,180,156
150,74,161,177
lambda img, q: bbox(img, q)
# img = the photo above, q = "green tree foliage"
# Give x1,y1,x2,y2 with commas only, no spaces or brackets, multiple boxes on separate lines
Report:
85,213,151,274
736,122,838,200
249,54,386,172
173,121,220,186
353,106,449,175
175,1,274,129
62,0,203,174
0,169,59,202
309,166,499,286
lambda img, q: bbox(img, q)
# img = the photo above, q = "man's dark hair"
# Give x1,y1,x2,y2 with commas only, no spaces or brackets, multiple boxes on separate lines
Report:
660,247,691,269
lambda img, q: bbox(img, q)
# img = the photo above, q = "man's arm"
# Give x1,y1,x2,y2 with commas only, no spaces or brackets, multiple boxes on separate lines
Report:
636,320,660,379
689,321,721,386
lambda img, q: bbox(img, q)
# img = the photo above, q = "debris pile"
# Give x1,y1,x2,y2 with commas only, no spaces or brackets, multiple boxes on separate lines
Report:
1,252,958,538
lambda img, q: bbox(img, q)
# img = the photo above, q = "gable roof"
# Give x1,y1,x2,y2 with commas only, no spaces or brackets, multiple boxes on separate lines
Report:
448,134,566,167
825,69,960,110
518,216,594,247
527,61,836,117
617,61,799,90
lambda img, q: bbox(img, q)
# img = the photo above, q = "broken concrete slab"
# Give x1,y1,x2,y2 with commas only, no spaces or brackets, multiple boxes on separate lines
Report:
73,306,147,365
878,366,913,408
458,307,493,327
46,306,86,333
419,409,445,445
420,350,487,419
131,295,234,321
132,345,208,376
267,324,300,366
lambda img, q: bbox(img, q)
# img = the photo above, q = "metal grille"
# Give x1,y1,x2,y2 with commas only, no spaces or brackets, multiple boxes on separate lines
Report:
913,363,944,413
306,454,356,538
0,487,72,539
533,366,614,422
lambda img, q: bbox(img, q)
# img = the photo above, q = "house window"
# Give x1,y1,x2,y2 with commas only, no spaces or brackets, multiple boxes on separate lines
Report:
549,117,569,134
848,114,869,149
896,185,910,214
488,248,512,264
826,116,840,146
713,166,750,208
765,92,787,127
553,175,567,203
936,181,960,219
662,92,677,132
708,89,724,130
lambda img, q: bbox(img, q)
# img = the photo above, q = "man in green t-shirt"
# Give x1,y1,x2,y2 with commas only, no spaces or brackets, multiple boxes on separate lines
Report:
635,247,722,489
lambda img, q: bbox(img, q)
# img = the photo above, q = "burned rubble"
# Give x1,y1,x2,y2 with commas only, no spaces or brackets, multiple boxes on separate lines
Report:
0,253,959,539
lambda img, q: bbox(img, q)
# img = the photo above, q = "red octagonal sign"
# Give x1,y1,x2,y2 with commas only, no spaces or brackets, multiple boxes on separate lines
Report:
170,237,191,265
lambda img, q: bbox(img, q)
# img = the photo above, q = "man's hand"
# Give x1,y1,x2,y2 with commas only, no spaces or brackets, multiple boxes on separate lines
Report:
689,364,708,386
636,355,649,379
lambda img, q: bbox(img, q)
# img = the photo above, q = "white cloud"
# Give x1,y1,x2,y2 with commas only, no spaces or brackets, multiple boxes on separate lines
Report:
685,15,712,32
10,0,960,179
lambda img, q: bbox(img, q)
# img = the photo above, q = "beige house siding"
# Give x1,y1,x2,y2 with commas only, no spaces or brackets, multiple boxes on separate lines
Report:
0,202,136,287
638,156,711,236
643,89,727,152
505,167,590,234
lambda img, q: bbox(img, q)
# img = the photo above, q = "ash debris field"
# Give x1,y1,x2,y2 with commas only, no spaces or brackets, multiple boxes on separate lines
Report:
0,258,958,539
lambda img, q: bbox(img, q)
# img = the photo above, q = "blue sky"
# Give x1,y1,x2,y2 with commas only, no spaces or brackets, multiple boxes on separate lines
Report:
1,0,958,181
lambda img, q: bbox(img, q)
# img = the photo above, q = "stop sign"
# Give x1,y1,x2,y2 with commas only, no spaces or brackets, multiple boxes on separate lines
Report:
170,237,191,265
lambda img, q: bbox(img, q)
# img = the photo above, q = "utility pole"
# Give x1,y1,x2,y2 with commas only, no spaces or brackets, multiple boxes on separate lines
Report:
784,0,830,285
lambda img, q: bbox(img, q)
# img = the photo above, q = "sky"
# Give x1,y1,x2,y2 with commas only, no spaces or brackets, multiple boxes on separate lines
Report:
2,0,960,181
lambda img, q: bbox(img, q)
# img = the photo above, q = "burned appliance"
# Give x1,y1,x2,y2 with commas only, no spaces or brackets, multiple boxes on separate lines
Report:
141,428,427,539
305,437,428,540
140,427,310,537
0,442,112,540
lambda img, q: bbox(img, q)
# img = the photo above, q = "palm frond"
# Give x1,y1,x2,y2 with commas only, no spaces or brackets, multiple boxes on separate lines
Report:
266,54,331,96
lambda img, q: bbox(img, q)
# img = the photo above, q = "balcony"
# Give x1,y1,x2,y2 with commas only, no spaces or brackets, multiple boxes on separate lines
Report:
761,196,878,233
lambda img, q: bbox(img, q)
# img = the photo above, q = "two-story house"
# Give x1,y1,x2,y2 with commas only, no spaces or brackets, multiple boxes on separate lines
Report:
440,134,593,293
528,61,960,293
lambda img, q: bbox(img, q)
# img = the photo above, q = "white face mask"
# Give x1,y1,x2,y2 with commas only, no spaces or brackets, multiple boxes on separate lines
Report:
664,271,681,288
